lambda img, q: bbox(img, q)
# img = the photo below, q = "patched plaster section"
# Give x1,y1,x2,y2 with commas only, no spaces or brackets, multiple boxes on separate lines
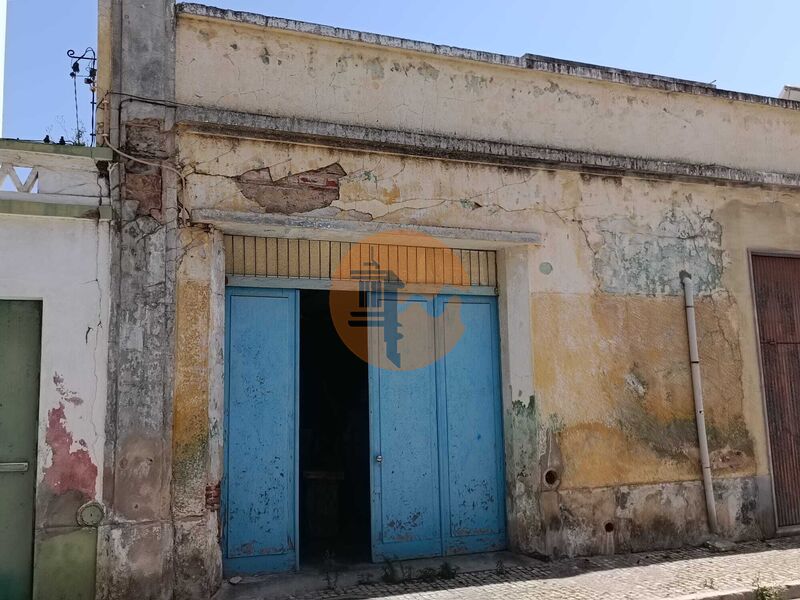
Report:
588,204,724,296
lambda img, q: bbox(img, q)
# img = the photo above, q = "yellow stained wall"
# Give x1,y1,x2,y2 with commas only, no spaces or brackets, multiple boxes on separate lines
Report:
170,10,800,555
177,132,800,496
173,228,214,517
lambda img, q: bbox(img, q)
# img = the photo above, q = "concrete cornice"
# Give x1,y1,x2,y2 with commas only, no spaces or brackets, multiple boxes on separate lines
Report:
176,104,800,190
191,208,541,248
0,198,111,220
0,139,114,162
176,3,800,112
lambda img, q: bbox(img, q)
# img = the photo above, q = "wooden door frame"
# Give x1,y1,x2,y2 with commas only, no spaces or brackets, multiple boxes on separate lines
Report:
747,249,800,536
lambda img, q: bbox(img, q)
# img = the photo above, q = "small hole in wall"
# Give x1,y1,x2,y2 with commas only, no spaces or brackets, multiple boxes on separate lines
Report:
604,521,615,533
543,469,559,486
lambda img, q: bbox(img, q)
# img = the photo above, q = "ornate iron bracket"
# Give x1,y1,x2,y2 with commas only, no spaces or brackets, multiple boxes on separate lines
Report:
67,47,97,145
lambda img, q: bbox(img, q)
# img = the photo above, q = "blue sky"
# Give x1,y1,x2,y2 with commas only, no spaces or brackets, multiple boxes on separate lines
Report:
4,0,799,142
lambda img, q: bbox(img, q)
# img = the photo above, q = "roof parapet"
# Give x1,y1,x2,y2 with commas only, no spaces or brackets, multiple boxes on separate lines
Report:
781,86,800,101
177,2,800,110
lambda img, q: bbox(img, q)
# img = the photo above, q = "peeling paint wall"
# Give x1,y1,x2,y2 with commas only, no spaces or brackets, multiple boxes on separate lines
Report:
177,128,799,556
96,4,800,594
171,226,223,598
0,214,110,598
98,1,180,598
175,13,800,175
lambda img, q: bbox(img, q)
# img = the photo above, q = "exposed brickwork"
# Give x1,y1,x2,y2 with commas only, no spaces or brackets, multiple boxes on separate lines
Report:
121,118,170,219
205,482,220,511
124,164,163,218
124,118,169,158
236,163,347,213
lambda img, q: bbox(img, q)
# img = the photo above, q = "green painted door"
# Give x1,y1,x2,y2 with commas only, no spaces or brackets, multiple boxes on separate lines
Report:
0,300,42,599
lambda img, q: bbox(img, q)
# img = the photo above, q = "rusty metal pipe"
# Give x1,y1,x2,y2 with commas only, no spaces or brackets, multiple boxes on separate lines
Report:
680,271,719,534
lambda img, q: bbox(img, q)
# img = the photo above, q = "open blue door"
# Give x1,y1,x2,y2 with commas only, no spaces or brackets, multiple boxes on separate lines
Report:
369,292,505,562
223,287,299,574
435,295,506,554
369,294,442,561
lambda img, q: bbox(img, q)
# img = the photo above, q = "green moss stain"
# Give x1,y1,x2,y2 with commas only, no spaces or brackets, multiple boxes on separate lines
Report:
509,395,544,484
707,414,755,456
173,434,209,486
592,204,724,296
616,376,754,463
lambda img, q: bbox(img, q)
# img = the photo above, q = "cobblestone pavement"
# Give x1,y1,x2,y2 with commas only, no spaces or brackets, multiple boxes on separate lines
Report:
272,537,800,600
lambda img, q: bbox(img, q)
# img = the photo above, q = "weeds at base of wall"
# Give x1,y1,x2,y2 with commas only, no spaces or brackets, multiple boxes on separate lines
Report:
381,559,414,584
380,560,461,585
495,559,507,576
321,550,341,590
416,567,438,583
438,561,459,580
753,575,782,600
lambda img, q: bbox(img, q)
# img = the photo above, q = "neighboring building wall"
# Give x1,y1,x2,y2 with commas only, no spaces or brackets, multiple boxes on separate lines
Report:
0,140,112,599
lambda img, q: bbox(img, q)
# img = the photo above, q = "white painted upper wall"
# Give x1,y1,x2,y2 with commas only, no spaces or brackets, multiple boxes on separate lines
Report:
0,215,110,512
175,11,800,177
0,143,111,516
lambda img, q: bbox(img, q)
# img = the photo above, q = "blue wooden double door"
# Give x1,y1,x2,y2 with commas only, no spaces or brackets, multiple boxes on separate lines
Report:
223,287,506,574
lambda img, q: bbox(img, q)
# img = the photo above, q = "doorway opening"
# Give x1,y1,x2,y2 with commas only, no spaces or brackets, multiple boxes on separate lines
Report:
299,290,370,565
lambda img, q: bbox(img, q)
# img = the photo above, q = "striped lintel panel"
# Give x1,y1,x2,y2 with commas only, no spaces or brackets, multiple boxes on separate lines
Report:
223,235,497,288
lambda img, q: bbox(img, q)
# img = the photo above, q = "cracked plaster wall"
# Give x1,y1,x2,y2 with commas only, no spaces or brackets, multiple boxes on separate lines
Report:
163,1,800,572
0,214,111,598
178,131,800,556
176,14,800,175
98,118,180,600
171,226,224,598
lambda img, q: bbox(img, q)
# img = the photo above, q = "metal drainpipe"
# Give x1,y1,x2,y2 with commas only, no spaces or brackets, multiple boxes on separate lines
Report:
680,271,719,534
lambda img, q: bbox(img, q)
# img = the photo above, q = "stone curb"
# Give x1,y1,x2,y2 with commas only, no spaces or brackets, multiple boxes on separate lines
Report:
677,581,800,600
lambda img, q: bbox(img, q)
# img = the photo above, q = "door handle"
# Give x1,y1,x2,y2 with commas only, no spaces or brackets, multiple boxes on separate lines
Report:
0,462,29,473
375,455,383,463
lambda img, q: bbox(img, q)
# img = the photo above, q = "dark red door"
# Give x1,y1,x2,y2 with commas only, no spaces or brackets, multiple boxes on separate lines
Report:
752,254,800,528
